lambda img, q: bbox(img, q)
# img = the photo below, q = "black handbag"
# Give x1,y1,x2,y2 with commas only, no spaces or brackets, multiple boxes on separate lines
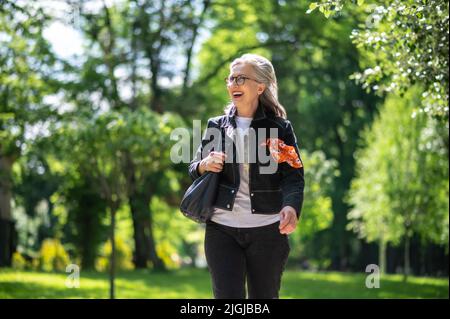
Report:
180,171,219,223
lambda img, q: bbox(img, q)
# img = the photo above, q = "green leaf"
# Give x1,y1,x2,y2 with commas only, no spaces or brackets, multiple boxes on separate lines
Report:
306,3,318,14
309,3,318,10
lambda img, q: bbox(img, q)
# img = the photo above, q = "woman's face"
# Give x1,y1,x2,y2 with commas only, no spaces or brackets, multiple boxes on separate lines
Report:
226,63,265,108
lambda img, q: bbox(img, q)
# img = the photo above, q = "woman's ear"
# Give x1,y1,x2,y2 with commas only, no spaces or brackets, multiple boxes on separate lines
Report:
258,83,266,95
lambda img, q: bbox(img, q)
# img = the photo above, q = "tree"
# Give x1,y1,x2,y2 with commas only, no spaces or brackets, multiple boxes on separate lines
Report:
51,106,183,296
68,0,212,269
308,0,449,272
12,152,60,258
347,87,449,277
0,0,58,266
63,176,108,270
308,0,449,121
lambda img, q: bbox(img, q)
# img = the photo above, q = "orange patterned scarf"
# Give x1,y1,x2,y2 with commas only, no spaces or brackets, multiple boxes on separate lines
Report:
261,138,303,168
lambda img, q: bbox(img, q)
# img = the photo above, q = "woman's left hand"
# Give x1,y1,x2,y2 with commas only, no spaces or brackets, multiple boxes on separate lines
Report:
279,206,298,235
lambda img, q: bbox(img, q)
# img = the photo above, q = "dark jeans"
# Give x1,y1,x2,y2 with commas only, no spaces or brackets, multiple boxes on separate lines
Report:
204,220,290,299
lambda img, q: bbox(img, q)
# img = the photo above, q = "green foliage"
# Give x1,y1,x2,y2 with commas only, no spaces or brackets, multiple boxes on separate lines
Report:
309,0,449,119
352,1,448,119
0,1,58,157
288,150,337,265
306,1,348,18
300,150,337,237
38,238,70,272
11,252,27,270
194,0,269,121
2,0,447,277
95,236,134,272
152,196,204,269
10,152,62,259
347,87,449,249
52,107,184,184
155,240,180,270
63,178,109,270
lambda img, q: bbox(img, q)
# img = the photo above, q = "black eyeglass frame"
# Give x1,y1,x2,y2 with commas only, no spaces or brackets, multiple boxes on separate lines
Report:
224,75,260,86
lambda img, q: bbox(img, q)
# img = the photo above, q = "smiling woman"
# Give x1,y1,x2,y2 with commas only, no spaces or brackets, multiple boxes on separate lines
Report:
188,53,305,299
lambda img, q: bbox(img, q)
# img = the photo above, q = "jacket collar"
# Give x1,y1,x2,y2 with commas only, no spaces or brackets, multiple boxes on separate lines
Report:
221,101,267,128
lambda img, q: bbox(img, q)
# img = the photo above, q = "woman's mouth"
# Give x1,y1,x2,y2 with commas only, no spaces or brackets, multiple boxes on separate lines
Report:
232,91,244,99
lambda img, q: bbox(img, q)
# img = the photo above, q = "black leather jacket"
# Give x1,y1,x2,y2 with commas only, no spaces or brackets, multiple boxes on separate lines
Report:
188,102,305,218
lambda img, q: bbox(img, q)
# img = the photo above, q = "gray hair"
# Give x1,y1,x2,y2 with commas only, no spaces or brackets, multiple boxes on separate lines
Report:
224,53,287,119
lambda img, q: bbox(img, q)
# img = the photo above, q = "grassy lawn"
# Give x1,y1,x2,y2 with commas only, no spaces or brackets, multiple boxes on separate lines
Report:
0,268,447,299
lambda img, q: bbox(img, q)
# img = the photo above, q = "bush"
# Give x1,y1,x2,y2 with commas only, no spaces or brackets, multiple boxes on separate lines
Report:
12,252,27,270
156,240,181,270
95,236,133,272
39,239,70,272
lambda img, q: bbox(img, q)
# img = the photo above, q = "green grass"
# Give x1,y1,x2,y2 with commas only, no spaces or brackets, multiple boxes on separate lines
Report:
0,268,447,299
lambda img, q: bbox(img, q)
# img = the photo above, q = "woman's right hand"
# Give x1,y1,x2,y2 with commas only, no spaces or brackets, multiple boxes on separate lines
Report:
198,151,227,175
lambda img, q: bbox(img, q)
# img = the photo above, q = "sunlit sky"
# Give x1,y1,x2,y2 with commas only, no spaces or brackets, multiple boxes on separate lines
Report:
17,0,211,141
37,0,210,88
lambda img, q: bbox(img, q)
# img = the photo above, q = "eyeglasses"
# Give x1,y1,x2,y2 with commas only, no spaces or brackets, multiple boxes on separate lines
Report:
224,75,259,86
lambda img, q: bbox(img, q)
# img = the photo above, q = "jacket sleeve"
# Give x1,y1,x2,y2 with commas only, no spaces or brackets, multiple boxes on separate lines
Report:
188,119,217,181
279,120,305,219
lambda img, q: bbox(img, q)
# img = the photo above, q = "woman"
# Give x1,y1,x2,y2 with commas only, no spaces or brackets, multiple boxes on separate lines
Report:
188,53,305,299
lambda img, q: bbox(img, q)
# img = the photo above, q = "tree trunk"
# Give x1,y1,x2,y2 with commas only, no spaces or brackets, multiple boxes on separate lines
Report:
0,154,15,267
124,153,165,270
181,0,211,96
80,214,97,270
143,212,164,271
129,192,165,270
149,58,163,114
129,195,150,268
379,239,386,275
109,205,116,299
0,218,14,267
403,235,410,282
